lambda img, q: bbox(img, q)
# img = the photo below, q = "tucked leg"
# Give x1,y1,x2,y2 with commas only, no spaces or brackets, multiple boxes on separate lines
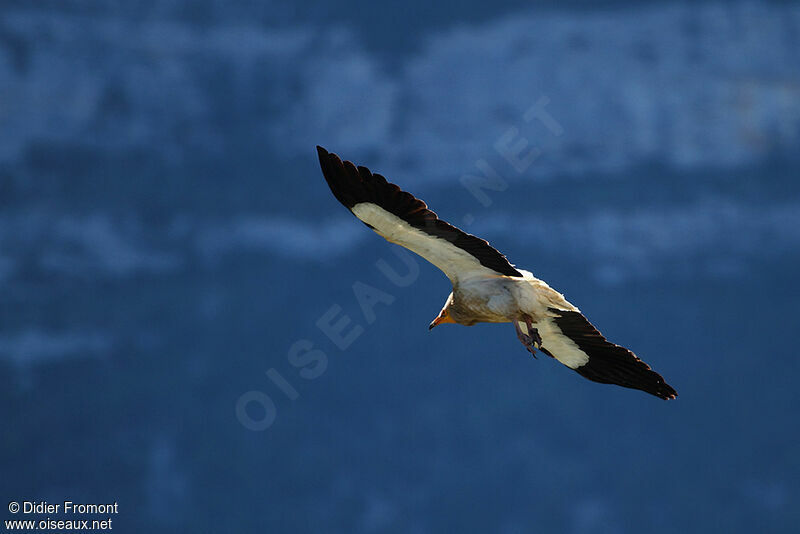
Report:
523,315,542,347
514,315,542,358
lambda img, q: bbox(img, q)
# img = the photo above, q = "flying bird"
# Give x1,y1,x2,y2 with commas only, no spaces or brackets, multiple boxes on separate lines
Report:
316,146,677,400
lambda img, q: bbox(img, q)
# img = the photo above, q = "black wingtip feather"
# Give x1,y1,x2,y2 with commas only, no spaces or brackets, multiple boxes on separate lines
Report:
549,308,678,400
315,146,524,278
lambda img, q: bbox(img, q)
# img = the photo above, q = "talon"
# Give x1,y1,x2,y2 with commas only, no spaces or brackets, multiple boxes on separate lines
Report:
523,315,542,348
515,315,541,358
532,329,542,348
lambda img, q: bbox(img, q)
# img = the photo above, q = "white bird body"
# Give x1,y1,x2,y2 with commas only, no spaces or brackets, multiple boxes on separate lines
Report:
448,272,570,323
318,146,676,399
449,273,591,370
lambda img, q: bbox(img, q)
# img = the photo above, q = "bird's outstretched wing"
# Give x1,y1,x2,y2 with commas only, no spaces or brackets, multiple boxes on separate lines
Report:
317,146,523,283
533,309,677,400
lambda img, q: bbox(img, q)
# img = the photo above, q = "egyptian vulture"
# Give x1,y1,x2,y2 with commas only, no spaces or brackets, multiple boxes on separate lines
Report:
317,146,677,400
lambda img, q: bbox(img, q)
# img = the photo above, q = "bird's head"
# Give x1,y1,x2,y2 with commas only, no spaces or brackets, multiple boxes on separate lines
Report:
429,295,456,330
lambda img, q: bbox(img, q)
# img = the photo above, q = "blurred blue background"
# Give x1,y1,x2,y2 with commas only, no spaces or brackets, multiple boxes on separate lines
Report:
2,1,799,532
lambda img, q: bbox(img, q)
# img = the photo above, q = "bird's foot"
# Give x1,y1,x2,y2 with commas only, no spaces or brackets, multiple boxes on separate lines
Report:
515,315,542,358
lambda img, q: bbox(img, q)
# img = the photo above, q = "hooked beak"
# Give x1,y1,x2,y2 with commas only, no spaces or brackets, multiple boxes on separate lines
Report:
429,311,454,330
